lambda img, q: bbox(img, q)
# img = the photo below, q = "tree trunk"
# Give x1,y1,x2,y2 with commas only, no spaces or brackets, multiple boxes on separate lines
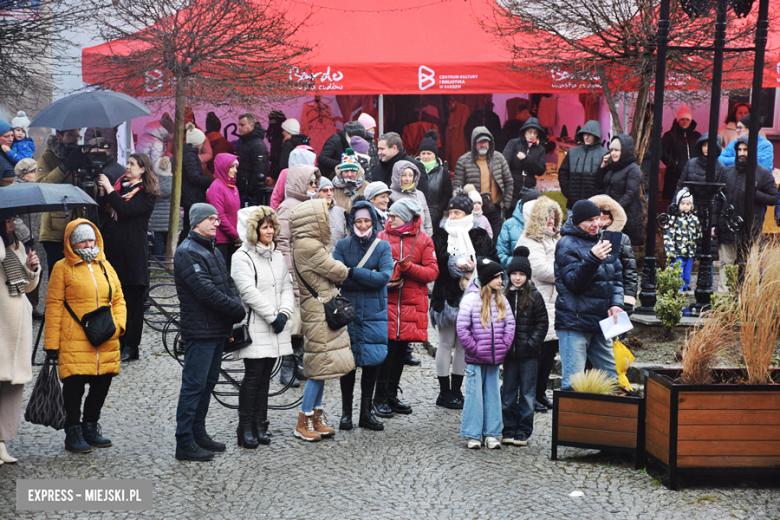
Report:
165,79,186,258
596,64,623,135
629,71,652,149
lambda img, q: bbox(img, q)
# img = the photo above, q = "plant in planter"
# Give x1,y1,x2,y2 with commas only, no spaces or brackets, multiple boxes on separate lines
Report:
654,260,687,337
645,241,780,490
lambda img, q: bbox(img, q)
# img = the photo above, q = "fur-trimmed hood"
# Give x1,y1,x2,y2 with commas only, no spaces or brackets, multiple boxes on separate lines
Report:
237,206,281,246
521,196,563,242
589,194,627,232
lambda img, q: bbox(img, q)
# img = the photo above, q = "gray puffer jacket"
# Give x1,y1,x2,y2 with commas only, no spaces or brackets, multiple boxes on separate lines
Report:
453,126,513,211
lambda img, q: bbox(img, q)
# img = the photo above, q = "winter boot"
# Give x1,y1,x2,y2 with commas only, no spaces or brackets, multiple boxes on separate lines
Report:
436,376,463,410
279,356,300,388
340,390,354,430
358,396,384,431
294,412,321,442
120,345,139,362
451,374,465,403
387,381,412,415
312,407,336,437
237,413,259,449
292,338,307,381
372,382,395,418
64,425,93,453
0,442,17,463
81,422,112,447
256,420,271,446
250,377,271,445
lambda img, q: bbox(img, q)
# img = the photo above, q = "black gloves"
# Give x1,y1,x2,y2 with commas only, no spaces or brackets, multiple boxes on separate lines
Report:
271,313,288,334
63,146,86,172
46,350,59,361
347,267,354,279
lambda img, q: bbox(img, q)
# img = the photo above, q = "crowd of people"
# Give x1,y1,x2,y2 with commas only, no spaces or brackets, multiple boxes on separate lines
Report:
0,104,777,464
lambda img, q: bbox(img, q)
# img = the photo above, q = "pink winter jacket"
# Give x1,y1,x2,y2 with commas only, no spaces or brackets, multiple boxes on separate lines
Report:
456,282,516,366
206,153,241,244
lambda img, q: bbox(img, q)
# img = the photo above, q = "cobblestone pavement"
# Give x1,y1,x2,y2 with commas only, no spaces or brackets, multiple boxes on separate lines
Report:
2,322,779,519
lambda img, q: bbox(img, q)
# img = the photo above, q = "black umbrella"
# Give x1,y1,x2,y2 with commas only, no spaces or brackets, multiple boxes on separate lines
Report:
28,90,150,130
0,183,97,216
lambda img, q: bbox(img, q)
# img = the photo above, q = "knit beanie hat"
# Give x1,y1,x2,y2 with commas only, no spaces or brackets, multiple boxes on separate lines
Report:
350,136,370,155
358,113,377,132
364,181,392,202
389,198,421,223
344,121,367,140
11,111,31,131
338,148,360,172
676,105,692,122
675,189,694,207
738,113,762,128
571,199,601,225
281,118,300,135
506,246,532,278
0,120,12,136
354,207,372,221
185,122,206,146
609,137,622,151
205,112,221,134
418,129,439,156
189,203,218,227
464,184,482,204
319,176,333,191
14,158,37,178
477,257,504,287
521,188,541,206
69,223,96,246
448,192,474,215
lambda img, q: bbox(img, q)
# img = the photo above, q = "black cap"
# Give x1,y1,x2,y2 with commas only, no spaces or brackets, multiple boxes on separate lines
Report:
571,200,600,225
477,257,504,287
506,246,532,278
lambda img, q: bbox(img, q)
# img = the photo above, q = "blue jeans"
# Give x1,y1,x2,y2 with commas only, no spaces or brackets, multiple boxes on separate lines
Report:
674,257,693,290
153,232,167,257
558,329,617,390
460,364,503,440
175,338,224,447
301,379,324,413
501,357,538,439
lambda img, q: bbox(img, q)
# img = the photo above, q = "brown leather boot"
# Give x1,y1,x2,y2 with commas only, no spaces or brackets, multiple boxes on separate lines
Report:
294,412,321,442
312,407,336,438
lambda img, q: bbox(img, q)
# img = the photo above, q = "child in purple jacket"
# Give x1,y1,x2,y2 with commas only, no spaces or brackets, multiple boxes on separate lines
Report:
456,257,516,449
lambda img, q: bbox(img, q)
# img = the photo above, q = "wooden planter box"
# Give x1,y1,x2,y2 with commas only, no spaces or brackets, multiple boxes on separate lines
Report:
645,368,780,490
551,389,645,469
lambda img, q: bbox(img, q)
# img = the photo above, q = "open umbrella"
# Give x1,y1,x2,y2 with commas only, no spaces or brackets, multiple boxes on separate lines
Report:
0,183,97,216
28,90,150,130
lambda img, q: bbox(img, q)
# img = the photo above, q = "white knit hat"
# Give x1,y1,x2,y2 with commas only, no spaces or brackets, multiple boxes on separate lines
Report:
11,111,31,131
281,118,300,135
185,122,206,146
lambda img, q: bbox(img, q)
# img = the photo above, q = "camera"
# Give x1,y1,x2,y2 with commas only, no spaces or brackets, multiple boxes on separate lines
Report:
74,141,111,194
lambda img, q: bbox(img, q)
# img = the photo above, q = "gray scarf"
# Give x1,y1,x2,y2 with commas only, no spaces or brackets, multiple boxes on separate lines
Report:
74,246,100,264
332,175,365,198
2,244,28,296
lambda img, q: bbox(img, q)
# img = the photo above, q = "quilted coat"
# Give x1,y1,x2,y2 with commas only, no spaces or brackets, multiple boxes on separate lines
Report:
558,120,608,209
388,159,433,236
718,134,774,170
597,135,644,246
506,285,548,360
663,191,702,260
453,126,514,211
181,143,213,208
0,241,40,385
554,218,624,332
290,199,355,380
496,197,527,268
378,212,439,343
456,281,516,366
333,201,393,367
206,153,241,244
45,220,127,380
502,118,547,211
231,207,294,359
516,196,562,341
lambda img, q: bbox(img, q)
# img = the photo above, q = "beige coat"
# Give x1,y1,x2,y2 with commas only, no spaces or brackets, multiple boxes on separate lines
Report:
0,241,41,384
516,196,562,342
289,199,354,380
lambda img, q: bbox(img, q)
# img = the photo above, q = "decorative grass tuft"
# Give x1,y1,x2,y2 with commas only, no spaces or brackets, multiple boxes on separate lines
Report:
570,369,619,395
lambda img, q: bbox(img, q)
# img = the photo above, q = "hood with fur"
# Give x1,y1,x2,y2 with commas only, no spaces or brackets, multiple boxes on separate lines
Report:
589,194,627,232
237,206,281,245
522,196,563,242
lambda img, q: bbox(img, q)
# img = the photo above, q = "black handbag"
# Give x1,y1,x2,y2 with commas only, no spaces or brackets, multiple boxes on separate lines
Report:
294,258,356,331
24,356,66,430
224,251,255,354
63,261,117,347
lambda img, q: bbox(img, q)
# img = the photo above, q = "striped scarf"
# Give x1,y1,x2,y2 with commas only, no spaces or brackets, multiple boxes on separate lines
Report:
2,244,27,296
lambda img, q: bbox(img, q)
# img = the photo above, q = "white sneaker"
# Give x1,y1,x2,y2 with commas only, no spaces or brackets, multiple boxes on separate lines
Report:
485,437,501,449
467,438,481,449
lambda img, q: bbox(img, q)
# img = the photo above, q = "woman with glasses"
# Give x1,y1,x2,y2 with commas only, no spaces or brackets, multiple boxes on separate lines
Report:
317,177,347,252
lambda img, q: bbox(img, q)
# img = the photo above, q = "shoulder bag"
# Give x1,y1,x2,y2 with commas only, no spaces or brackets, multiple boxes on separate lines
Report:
225,252,255,354
63,261,117,347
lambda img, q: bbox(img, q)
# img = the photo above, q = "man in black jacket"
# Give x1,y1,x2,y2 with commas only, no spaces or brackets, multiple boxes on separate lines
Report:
374,132,429,200
235,113,269,207
174,203,246,462
317,121,367,179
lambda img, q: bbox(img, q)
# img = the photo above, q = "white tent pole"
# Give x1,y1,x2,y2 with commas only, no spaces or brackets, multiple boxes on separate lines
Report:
378,94,384,135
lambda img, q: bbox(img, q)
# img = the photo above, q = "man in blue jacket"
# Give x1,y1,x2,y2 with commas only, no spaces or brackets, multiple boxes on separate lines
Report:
718,114,774,170
174,203,246,461
554,200,625,390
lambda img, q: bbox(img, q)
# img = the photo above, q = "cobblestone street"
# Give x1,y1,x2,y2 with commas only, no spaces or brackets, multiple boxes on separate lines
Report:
1,322,779,519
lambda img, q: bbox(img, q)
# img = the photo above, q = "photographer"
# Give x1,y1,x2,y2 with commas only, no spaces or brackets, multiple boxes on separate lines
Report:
97,153,159,362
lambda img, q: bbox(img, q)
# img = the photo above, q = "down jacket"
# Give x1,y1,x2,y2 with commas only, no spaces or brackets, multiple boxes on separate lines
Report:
181,143,213,208
379,212,439,343
317,130,350,179
554,218,624,332
456,281,516,366
502,117,548,212
506,285,548,360
136,120,171,167
231,207,294,359
235,123,269,200
589,195,639,308
206,153,241,244
597,135,644,246
149,172,173,233
0,240,40,385
516,196,562,341
674,132,726,202
558,120,608,209
45,220,127,380
290,199,354,380
453,126,513,211
174,229,246,342
661,119,701,199
277,164,321,302
497,197,528,268
419,157,451,222
718,134,774,170
389,159,433,236
333,201,393,367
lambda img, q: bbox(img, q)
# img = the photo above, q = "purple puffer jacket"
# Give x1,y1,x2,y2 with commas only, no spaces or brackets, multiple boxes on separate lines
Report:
456,282,516,366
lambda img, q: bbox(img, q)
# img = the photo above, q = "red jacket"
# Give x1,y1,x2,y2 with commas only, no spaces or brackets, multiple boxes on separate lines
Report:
378,217,438,342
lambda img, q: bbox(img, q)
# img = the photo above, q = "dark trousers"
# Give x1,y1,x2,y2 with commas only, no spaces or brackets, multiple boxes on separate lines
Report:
216,243,237,274
241,358,274,421
120,285,147,351
485,207,503,243
536,340,559,402
178,206,192,246
340,365,378,402
501,357,538,438
42,241,64,277
175,337,223,447
378,340,407,392
62,374,114,429
152,232,168,257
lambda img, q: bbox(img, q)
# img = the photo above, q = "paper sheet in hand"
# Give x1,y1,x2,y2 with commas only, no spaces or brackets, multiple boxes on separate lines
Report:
599,312,633,340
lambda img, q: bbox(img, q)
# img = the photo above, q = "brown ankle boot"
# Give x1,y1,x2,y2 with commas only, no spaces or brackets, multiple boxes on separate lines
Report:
294,412,321,442
312,408,336,437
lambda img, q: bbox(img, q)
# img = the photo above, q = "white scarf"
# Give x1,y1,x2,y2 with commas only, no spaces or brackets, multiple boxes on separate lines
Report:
445,215,475,259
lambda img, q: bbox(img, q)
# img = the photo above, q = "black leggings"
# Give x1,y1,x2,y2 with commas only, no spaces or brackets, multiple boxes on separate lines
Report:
62,374,114,429
378,340,408,389
536,339,559,402
242,358,275,420
340,366,378,401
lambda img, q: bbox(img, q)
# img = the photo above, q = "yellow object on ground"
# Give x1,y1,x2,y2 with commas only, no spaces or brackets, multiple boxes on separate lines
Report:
613,338,636,391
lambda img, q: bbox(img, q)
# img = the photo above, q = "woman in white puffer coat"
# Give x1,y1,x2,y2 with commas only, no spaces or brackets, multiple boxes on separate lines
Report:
231,206,294,449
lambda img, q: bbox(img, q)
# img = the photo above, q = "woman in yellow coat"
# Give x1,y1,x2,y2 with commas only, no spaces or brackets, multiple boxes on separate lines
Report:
45,219,126,453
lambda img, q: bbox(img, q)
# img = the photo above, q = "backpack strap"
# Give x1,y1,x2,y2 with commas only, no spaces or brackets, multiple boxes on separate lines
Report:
356,238,381,269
